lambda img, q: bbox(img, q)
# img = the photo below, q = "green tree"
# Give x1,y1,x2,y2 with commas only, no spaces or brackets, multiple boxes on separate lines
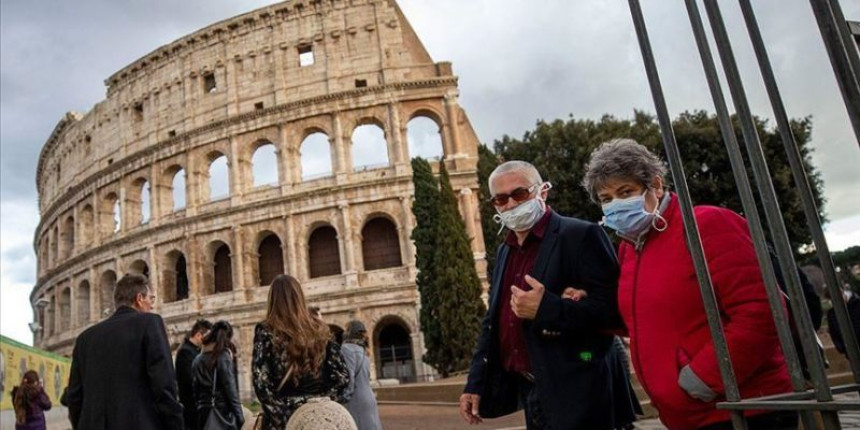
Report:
410,157,443,371
427,162,487,377
487,111,825,255
477,144,502,277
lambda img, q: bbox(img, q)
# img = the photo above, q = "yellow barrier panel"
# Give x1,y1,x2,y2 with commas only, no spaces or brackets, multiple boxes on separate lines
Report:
0,335,70,411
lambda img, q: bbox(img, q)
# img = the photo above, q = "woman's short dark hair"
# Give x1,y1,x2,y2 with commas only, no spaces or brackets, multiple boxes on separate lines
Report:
114,274,150,308
582,138,667,203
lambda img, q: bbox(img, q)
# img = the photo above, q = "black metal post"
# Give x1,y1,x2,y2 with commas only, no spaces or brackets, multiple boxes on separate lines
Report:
826,0,860,89
628,1,746,428
739,0,860,384
703,1,842,428
683,2,817,428
809,0,860,145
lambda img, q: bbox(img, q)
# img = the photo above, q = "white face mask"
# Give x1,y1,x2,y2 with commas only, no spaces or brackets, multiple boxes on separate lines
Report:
493,182,551,233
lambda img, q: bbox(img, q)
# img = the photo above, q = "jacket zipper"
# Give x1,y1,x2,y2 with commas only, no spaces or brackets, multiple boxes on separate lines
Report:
630,248,653,398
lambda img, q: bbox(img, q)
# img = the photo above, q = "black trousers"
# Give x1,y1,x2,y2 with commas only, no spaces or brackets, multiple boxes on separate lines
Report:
698,411,799,430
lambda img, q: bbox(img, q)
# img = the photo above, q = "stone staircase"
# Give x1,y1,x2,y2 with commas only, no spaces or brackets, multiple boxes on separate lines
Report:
374,339,857,419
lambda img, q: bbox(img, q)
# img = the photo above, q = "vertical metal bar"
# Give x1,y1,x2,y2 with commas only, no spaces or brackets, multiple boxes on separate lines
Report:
683,2,818,428
809,0,860,145
739,0,860,384
703,1,842,429
826,0,860,89
627,1,746,429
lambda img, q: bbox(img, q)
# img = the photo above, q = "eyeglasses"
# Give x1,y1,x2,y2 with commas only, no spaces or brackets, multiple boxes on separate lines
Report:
489,183,541,207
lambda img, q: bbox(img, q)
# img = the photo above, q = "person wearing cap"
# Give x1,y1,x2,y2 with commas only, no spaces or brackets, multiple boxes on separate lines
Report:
339,320,381,430
460,160,639,430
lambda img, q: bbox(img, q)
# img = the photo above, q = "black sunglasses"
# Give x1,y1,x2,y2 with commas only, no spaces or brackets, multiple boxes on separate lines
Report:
489,183,540,207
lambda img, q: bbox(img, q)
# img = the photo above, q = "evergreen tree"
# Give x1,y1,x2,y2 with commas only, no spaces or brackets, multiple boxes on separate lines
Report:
410,157,444,371
429,162,486,377
477,144,502,277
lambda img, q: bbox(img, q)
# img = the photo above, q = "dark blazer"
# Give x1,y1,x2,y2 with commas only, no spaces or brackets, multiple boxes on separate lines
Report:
192,351,245,430
465,211,638,430
175,340,200,429
66,306,184,430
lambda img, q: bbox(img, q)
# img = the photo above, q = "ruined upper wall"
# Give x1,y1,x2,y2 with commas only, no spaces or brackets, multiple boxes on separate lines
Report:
35,0,446,212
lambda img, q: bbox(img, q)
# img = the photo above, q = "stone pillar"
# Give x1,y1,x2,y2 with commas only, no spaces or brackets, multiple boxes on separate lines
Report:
444,93,462,156
187,235,203,311
387,102,405,168
229,137,244,204
149,246,161,309
399,196,416,266
186,150,200,216
277,125,291,193
274,43,289,106
226,59,241,117
118,183,127,234
89,267,98,324
459,188,477,247
284,215,298,278
150,164,162,224
338,202,358,285
333,114,349,183
231,226,246,295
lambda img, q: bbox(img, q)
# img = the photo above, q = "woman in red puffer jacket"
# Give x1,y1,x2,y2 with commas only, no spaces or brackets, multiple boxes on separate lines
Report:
581,139,795,430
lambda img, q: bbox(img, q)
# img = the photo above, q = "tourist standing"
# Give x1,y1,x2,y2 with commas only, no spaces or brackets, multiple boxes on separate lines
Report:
252,274,349,430
65,273,184,430
11,370,51,430
176,319,212,430
192,320,244,430
341,320,382,430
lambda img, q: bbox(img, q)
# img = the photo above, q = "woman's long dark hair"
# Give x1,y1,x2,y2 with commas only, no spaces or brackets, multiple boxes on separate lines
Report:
13,370,40,424
202,320,235,369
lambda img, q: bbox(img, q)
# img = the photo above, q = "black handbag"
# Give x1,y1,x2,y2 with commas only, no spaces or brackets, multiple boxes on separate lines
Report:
203,365,237,430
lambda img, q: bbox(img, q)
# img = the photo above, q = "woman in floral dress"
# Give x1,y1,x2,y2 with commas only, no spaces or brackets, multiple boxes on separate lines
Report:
252,274,349,430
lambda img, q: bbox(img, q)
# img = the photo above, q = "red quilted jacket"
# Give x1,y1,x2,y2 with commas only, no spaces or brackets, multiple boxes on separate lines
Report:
617,194,793,430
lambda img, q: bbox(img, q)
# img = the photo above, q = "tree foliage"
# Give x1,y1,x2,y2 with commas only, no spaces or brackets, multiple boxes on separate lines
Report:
411,159,486,377
479,110,825,256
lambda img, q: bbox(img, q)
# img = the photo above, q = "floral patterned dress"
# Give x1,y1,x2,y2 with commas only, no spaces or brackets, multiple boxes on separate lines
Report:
252,323,349,430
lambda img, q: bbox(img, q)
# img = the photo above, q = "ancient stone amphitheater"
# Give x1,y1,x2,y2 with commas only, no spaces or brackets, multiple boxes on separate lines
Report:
31,0,486,397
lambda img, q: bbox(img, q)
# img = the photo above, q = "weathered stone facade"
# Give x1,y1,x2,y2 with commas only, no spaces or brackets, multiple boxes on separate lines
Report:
31,0,486,399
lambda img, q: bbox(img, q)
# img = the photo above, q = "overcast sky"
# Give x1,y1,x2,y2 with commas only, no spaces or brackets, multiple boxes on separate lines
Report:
2,0,859,345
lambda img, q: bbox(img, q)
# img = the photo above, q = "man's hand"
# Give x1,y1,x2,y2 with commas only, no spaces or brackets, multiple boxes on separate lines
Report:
459,393,483,425
511,275,545,320
562,287,588,301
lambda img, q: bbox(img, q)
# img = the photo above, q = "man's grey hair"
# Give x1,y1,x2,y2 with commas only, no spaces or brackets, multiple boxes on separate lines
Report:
114,274,150,308
582,138,667,203
488,161,543,195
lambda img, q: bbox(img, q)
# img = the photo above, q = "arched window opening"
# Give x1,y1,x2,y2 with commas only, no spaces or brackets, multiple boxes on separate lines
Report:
162,251,189,303
375,318,415,383
214,244,233,293
80,205,94,246
51,226,59,264
77,280,91,327
59,288,71,332
252,143,279,187
129,260,150,279
140,180,151,223
308,226,341,278
99,271,117,318
407,116,444,160
172,169,187,211
351,124,389,171
361,218,402,271
62,216,75,259
300,132,332,181
258,234,283,286
208,154,230,201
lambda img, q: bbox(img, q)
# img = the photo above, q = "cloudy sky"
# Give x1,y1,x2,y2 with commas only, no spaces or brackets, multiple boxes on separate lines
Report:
2,0,859,345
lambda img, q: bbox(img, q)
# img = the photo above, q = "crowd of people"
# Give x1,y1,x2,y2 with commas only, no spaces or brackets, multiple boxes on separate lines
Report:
14,138,859,430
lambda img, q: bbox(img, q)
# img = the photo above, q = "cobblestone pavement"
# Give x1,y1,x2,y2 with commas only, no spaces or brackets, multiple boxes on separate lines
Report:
634,393,860,430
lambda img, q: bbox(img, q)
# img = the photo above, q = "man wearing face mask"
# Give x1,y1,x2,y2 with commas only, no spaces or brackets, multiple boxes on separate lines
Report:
582,139,795,430
459,161,639,430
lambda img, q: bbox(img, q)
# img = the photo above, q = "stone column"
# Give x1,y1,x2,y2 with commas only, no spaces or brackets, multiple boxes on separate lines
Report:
232,226,246,295
149,246,162,309
187,235,203,311
185,150,200,216
89,267,98,324
444,93,462,156
274,43,289,106
387,102,405,168
338,202,357,282
459,188,477,247
333,114,349,183
150,163,162,224
284,215,298,278
399,196,416,266
229,137,244,204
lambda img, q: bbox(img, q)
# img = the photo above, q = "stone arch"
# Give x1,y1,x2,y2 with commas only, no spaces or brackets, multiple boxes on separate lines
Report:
372,315,415,383
99,270,117,317
45,295,55,337
101,191,121,236
40,236,50,271
162,250,189,303
61,215,75,259
361,216,402,271
251,141,279,187
308,224,341,278
128,259,150,279
407,115,444,161
51,225,59,265
205,240,233,294
206,151,230,201
351,120,389,171
162,164,187,213
79,205,94,246
76,280,91,327
300,131,333,181
129,177,152,225
59,287,71,332
256,231,284,286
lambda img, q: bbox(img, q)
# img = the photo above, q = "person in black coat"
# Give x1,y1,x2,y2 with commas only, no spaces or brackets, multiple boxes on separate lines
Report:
192,320,244,430
827,289,860,356
176,319,212,430
460,161,639,430
65,274,184,430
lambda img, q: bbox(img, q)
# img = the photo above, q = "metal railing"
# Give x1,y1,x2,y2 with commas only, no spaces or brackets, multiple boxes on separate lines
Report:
627,0,860,428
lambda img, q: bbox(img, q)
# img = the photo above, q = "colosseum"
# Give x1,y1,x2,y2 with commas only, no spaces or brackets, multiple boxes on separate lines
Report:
30,0,486,398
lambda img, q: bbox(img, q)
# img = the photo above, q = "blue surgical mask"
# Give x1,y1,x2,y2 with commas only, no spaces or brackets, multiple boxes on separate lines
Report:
493,182,552,233
601,190,666,238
